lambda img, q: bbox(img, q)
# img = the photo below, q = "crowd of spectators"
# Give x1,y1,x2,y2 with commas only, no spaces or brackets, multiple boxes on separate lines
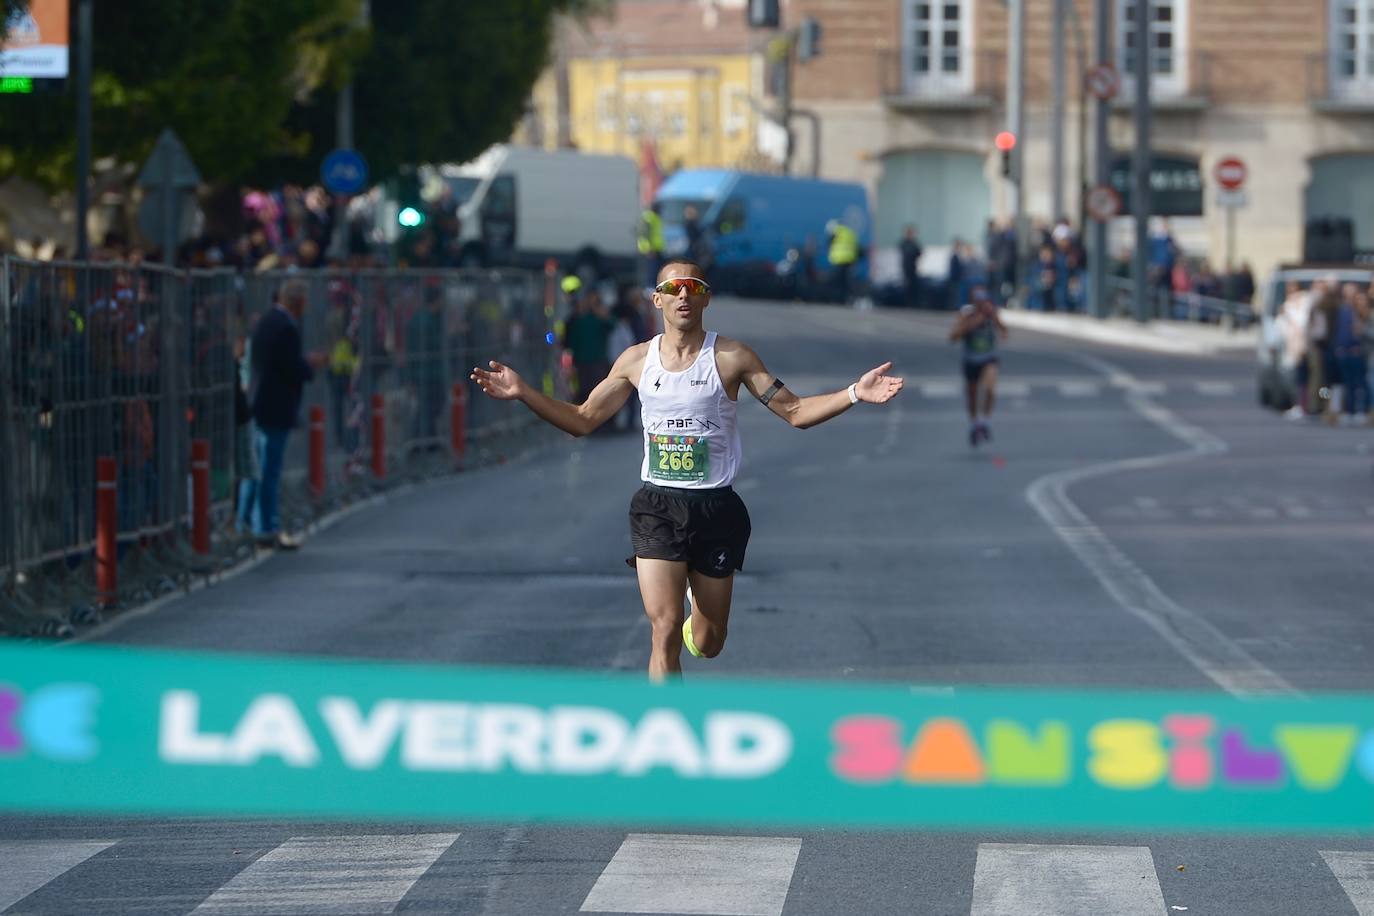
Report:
1272,276,1374,425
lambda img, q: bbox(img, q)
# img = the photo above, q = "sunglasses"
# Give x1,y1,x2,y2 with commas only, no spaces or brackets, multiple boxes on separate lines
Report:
655,278,711,297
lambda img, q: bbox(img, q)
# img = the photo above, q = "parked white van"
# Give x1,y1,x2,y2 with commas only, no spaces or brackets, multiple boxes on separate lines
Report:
430,145,639,279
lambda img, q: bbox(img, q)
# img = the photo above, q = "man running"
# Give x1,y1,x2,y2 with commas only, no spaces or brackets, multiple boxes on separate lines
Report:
471,260,904,679
949,283,1006,446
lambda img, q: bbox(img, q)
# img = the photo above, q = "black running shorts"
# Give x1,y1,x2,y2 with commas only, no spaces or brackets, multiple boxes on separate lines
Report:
963,357,999,385
627,483,751,578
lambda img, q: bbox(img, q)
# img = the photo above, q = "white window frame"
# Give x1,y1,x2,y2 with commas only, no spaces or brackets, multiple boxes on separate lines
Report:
1116,0,1189,99
1330,0,1374,99
900,0,973,96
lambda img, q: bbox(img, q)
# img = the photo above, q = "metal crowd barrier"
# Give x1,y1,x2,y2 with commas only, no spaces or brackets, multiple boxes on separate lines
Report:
1,258,558,638
1105,275,1256,328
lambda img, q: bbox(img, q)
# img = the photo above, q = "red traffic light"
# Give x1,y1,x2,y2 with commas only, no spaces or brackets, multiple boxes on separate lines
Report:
995,131,1017,152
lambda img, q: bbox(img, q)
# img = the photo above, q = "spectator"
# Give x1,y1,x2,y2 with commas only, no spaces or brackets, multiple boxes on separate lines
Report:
607,300,641,433
1028,245,1058,312
561,289,614,405
240,278,319,550
405,283,447,443
1334,282,1369,425
899,225,923,308
947,239,965,311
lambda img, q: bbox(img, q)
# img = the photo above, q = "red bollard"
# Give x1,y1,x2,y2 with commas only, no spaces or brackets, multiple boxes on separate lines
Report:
96,456,117,605
191,439,210,555
451,382,467,462
371,393,386,479
309,405,326,499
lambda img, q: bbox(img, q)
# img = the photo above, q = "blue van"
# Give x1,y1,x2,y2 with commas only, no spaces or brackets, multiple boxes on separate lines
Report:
654,170,872,301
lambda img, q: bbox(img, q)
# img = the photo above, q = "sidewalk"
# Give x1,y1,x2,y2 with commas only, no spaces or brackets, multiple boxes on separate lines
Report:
999,309,1258,356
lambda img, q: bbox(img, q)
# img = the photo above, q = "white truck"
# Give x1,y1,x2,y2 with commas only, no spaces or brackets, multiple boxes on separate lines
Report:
429,145,639,279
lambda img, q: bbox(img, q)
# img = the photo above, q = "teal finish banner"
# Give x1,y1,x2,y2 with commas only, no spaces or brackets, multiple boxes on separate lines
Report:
2,642,1372,833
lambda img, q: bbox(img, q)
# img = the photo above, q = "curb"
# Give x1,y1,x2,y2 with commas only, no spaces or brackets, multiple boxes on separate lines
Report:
1000,310,1257,356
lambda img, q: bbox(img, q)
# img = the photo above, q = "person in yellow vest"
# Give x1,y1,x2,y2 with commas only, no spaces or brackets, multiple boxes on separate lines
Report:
637,203,665,289
826,219,859,303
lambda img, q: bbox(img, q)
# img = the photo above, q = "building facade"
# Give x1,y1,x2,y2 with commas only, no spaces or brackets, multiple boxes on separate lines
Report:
518,1,771,176
789,0,1374,279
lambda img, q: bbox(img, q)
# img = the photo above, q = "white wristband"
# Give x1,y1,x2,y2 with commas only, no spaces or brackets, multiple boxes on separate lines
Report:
847,383,859,405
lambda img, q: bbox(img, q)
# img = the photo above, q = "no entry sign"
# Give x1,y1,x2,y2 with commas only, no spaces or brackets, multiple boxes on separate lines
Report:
1213,157,1247,192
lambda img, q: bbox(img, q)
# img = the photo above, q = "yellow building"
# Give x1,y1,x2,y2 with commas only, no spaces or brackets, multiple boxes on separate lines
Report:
520,1,769,173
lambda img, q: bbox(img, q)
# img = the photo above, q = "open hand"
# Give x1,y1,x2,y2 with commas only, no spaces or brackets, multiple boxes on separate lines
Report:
855,361,904,404
470,360,525,400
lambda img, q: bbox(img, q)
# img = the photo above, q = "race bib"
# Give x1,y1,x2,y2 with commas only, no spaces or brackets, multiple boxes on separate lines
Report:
648,434,709,483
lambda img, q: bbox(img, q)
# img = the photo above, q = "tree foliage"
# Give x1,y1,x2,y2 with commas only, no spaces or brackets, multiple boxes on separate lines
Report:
0,0,608,191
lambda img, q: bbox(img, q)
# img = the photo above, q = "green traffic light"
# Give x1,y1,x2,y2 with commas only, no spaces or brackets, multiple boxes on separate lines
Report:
398,206,424,228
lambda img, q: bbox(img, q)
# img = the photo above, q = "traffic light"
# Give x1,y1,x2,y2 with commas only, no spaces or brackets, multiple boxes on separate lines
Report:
995,131,1017,181
798,18,822,62
395,169,426,229
747,0,779,28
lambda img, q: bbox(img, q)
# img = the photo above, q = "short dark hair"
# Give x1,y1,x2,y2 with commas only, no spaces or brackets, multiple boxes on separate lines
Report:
657,260,705,284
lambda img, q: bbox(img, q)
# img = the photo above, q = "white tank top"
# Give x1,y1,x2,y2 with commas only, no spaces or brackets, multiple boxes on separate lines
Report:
638,332,742,489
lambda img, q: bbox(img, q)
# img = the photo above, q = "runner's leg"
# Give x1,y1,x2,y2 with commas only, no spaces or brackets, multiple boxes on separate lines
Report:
979,361,999,418
685,569,735,658
635,557,688,680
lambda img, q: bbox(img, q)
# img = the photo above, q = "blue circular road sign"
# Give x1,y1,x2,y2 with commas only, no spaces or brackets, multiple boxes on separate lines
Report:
320,148,369,195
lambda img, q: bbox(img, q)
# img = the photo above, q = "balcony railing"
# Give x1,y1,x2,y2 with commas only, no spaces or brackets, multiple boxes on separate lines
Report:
1306,52,1374,110
878,49,1004,108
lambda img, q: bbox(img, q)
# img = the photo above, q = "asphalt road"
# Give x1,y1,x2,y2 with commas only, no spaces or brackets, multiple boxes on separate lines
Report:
4,299,1373,915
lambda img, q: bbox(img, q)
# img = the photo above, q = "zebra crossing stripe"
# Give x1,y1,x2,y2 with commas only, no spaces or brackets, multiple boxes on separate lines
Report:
190,834,459,915
999,381,1031,397
1057,381,1100,397
919,382,961,398
580,834,801,916
0,840,115,912
970,844,1167,916
1321,851,1374,916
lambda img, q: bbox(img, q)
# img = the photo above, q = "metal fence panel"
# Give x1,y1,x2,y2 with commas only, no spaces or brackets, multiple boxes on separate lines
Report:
1,258,555,635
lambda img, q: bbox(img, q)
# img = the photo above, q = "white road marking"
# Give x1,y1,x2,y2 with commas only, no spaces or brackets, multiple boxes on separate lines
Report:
1321,850,1374,916
1120,381,1167,396
999,381,1031,397
580,834,801,916
1057,380,1101,397
1028,354,1296,697
0,840,115,912
191,834,458,915
971,844,1167,916
920,382,961,399
1195,380,1237,396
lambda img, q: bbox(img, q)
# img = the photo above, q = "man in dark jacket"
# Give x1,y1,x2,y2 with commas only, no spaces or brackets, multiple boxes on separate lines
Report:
240,279,316,549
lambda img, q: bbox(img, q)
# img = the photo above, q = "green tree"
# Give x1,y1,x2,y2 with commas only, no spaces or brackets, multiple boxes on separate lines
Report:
0,0,609,190
0,0,364,188
260,0,609,185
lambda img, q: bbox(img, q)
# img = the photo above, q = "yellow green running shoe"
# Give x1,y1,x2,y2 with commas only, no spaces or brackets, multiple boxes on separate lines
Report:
682,616,704,658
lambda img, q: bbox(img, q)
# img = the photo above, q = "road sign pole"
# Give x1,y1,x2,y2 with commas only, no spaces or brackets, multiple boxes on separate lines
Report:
75,0,92,260
1090,0,1111,319
1131,0,1153,324
1227,204,1236,273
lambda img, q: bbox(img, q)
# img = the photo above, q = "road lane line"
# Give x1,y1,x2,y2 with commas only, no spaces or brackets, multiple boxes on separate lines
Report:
1321,851,1374,916
1028,354,1296,697
0,840,115,912
1057,380,1101,397
999,381,1031,397
920,382,961,399
1195,380,1237,396
191,834,458,915
971,844,1167,916
580,834,801,916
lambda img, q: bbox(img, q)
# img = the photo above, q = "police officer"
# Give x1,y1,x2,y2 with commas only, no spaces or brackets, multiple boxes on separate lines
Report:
637,202,665,289
826,219,859,304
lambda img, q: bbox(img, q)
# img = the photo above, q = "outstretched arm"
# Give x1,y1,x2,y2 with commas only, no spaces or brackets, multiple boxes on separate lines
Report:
732,344,903,430
471,349,636,437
